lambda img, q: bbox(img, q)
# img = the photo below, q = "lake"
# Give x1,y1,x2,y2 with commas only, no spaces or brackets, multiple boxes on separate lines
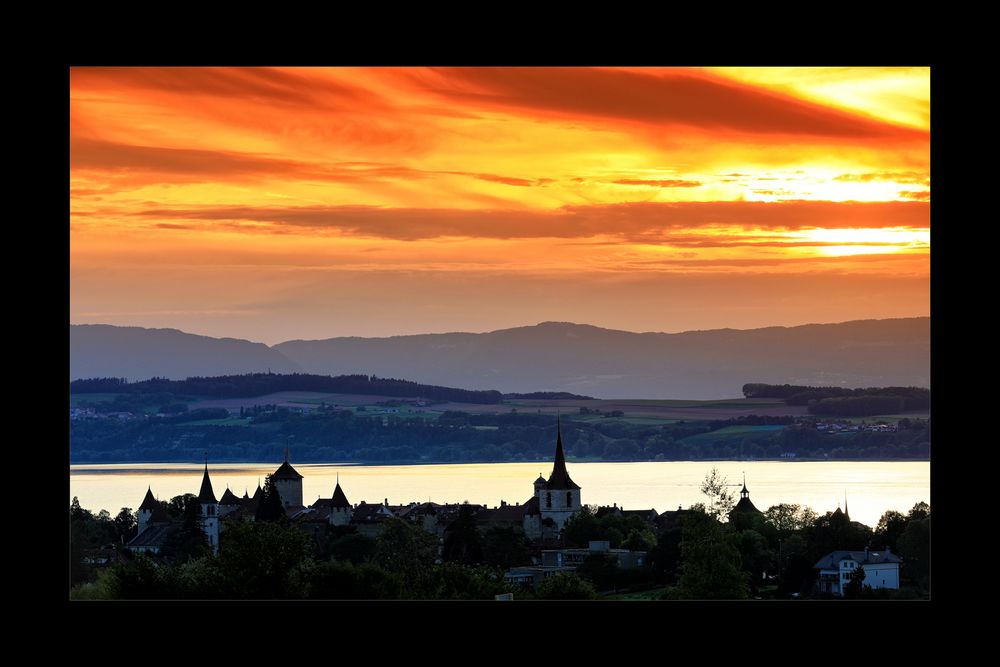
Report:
69,460,930,527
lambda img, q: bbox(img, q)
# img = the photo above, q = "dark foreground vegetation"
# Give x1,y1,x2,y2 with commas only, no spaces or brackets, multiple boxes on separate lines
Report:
69,482,930,600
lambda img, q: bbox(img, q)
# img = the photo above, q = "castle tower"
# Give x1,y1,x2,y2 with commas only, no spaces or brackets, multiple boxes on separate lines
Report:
328,475,353,526
137,486,158,535
218,487,242,517
198,459,220,554
538,418,581,532
271,448,304,508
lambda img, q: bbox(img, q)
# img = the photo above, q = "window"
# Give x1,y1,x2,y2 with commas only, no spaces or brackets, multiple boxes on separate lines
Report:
566,491,572,507
546,492,552,508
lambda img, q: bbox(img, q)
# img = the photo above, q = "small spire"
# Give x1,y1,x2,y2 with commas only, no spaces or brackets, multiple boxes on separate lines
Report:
284,446,289,463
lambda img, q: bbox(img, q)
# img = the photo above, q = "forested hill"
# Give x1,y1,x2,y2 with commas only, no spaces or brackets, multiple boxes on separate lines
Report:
69,373,504,404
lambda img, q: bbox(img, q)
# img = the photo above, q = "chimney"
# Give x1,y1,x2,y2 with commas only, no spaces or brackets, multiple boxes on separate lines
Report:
384,498,388,506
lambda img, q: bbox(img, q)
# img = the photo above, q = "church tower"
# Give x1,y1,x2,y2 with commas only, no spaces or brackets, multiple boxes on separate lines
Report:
271,448,304,508
137,486,158,535
198,459,220,554
538,418,582,532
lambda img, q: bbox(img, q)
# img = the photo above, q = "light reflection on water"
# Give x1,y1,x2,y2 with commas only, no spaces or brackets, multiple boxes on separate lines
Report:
69,460,929,527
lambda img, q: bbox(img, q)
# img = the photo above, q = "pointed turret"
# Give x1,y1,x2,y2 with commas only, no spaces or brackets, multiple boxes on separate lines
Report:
198,461,218,503
545,419,580,490
533,473,547,493
332,481,351,508
328,474,353,526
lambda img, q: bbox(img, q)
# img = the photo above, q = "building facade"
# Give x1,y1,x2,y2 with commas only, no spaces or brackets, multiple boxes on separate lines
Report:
814,548,901,596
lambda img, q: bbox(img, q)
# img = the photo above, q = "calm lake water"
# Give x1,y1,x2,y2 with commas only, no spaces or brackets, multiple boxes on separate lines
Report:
69,460,929,527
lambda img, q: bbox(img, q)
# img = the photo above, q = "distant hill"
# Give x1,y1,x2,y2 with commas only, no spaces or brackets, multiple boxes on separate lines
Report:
274,318,929,399
70,325,301,381
71,318,929,399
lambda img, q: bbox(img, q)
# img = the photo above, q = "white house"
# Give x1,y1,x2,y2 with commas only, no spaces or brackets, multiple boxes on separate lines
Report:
814,548,901,596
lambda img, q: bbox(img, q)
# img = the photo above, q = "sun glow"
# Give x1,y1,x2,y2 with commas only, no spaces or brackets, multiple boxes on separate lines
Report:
70,67,930,339
790,227,930,256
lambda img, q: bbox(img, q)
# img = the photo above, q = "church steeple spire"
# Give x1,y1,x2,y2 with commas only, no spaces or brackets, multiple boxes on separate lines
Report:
741,472,749,499
546,416,580,490
198,455,217,504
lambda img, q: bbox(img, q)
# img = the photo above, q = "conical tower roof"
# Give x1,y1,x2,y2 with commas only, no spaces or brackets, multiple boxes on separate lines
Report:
138,486,159,511
198,462,217,504
546,419,580,490
331,480,351,508
220,487,242,506
272,447,303,480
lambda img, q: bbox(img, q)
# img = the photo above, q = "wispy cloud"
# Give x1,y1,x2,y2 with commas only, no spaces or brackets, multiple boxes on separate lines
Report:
132,200,929,240
416,67,927,140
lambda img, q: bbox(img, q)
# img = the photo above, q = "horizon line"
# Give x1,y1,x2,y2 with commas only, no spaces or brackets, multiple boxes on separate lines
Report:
69,314,930,348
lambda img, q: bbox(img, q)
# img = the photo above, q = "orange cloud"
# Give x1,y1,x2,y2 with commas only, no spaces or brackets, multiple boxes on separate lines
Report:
70,68,930,339
124,200,928,240
415,67,927,140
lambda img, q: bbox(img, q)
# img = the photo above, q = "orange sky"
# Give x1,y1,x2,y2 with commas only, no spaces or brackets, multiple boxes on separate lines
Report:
70,67,929,344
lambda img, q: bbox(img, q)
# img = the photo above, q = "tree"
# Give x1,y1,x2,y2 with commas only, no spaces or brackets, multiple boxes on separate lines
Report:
842,563,868,599
908,501,930,522
482,526,532,570
898,515,930,592
373,518,438,596
215,521,311,598
700,467,736,521
734,529,775,594
764,503,804,535
160,497,209,563
304,560,402,600
114,507,137,543
873,510,908,551
255,475,286,522
672,508,749,600
323,527,376,564
535,572,597,600
621,527,657,552
442,503,484,564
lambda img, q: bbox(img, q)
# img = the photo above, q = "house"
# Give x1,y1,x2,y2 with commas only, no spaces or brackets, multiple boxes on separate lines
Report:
541,540,647,570
814,547,901,596
503,565,575,589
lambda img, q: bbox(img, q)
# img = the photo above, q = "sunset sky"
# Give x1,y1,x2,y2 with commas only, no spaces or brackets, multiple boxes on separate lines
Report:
70,67,929,344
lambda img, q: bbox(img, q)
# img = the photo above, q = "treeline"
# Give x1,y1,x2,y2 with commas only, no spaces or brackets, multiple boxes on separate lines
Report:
71,373,504,404
502,392,594,400
69,488,930,599
70,409,930,464
742,383,929,416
